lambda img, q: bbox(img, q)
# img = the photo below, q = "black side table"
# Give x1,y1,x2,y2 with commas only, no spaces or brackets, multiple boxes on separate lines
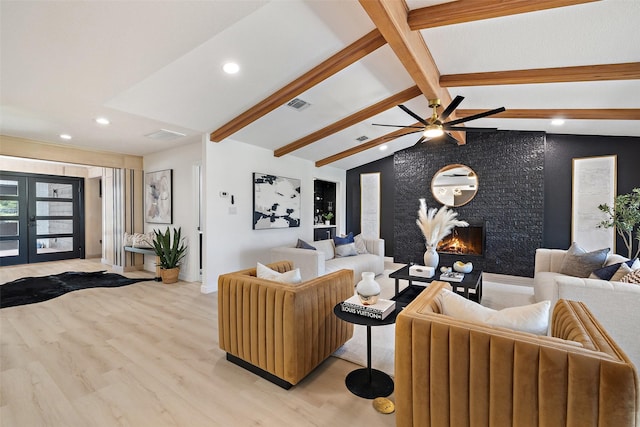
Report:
333,303,397,399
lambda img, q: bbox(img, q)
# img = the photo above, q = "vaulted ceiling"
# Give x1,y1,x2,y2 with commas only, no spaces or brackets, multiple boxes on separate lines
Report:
1,0,638,170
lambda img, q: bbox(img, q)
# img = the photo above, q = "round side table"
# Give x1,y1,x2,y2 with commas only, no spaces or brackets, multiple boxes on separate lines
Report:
333,303,398,399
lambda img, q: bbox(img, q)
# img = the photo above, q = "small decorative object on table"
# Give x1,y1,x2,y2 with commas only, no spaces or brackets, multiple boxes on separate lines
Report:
440,271,465,282
416,198,468,268
453,261,473,273
409,264,435,278
341,295,396,320
356,271,381,305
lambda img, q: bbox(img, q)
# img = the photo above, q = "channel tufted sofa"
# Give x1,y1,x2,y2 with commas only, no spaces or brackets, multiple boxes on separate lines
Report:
395,280,639,427
217,261,354,389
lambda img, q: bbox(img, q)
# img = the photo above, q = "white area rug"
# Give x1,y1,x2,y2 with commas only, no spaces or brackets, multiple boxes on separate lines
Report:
332,268,535,376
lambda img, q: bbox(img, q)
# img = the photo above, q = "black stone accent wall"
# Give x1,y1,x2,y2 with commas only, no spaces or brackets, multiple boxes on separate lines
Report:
394,131,546,277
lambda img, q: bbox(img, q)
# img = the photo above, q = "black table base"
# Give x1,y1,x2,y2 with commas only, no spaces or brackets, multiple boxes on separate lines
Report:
345,367,394,399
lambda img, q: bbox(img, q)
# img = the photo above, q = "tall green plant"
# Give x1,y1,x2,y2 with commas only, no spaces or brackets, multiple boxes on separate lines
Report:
598,188,640,258
152,227,187,269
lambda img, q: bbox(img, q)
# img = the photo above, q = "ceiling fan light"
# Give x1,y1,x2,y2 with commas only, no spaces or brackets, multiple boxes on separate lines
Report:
423,125,444,138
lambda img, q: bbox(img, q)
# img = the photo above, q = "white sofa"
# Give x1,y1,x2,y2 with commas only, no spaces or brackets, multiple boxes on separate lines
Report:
270,237,384,284
534,248,640,368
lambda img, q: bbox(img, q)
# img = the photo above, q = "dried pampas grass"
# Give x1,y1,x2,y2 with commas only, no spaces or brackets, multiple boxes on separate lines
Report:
416,198,468,247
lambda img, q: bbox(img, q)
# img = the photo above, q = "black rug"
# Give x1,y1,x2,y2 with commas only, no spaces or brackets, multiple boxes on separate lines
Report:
0,271,150,309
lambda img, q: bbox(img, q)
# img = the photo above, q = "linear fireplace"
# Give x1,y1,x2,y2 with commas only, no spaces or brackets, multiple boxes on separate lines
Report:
437,222,485,257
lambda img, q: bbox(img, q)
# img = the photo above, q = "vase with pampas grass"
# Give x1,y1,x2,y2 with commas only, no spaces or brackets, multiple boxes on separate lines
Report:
416,198,468,268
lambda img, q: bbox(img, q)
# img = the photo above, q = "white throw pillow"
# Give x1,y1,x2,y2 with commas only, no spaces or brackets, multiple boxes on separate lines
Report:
132,232,155,248
354,234,369,254
439,289,550,335
256,262,302,284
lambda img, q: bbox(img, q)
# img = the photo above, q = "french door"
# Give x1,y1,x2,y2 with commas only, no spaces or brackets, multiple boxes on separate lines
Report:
0,172,84,266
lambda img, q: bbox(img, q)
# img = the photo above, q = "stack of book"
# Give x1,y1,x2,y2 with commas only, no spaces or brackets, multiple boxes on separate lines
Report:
439,271,465,282
340,295,396,320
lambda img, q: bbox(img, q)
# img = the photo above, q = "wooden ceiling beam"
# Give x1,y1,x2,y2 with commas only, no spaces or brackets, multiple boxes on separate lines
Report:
441,63,640,87
274,86,422,157
315,122,422,167
407,0,598,30
358,0,465,144
456,109,640,120
209,30,386,142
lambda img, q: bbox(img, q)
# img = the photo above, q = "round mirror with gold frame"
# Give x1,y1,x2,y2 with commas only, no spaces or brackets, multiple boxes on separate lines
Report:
431,164,478,207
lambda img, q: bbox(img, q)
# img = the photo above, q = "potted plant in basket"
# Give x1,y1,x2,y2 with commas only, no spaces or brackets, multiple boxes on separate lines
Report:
152,226,187,284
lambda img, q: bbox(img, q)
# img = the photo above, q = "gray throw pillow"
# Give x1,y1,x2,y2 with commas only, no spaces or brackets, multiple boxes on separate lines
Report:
295,239,316,250
335,242,357,257
559,242,609,278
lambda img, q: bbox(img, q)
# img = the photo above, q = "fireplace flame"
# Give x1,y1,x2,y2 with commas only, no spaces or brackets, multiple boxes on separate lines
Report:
438,233,482,255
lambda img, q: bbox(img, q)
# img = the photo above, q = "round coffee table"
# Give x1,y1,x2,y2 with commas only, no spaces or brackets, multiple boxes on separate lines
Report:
333,303,397,399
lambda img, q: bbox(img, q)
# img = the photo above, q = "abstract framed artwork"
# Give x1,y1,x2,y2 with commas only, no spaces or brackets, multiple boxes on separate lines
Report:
145,169,173,224
253,172,301,229
571,155,616,252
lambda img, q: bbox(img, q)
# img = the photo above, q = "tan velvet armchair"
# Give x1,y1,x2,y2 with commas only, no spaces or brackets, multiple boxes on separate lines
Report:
395,281,639,427
218,261,354,388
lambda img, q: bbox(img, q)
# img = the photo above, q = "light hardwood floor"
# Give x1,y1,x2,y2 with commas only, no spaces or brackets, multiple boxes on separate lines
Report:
0,259,396,426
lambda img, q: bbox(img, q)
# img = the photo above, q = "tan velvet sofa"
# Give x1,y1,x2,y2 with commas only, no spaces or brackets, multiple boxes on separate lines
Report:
218,261,354,388
395,281,639,427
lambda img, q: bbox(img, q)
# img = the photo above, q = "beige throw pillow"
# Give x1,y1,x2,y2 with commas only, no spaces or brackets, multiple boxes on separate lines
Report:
620,269,640,284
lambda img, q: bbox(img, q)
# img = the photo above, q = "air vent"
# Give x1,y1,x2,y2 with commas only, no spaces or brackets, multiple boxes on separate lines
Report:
145,129,187,141
356,135,369,142
286,98,311,111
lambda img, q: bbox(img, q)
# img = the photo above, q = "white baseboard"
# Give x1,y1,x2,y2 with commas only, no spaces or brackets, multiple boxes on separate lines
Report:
200,284,216,294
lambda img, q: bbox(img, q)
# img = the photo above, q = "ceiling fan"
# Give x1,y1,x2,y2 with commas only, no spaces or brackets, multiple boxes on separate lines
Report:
373,95,505,145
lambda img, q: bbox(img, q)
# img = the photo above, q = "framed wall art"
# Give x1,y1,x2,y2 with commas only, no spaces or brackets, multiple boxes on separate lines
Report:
253,172,300,229
145,169,173,224
571,155,616,252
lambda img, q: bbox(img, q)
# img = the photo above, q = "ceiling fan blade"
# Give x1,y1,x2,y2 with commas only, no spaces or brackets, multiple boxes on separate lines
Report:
413,136,427,146
446,107,506,126
398,104,430,126
372,123,424,129
445,126,498,132
443,133,460,145
438,95,464,121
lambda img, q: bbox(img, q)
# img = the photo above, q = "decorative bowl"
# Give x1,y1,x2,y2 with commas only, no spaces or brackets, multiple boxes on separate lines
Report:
453,261,473,273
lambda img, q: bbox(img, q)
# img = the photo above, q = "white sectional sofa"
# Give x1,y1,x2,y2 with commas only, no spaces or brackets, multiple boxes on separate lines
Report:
534,248,640,368
270,237,384,284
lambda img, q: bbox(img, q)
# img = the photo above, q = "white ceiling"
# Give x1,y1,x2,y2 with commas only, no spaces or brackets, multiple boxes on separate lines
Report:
1,0,638,170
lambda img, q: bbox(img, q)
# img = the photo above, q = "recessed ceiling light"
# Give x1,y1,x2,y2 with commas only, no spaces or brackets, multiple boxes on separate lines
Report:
95,117,110,125
223,62,240,74
59,134,72,140
551,118,565,126
379,145,388,151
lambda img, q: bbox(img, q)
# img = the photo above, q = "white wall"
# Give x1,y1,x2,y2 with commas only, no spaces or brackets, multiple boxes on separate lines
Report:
202,136,346,293
144,141,202,283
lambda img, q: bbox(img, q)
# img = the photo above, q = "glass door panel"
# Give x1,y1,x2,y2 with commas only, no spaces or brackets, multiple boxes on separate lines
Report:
29,177,82,263
0,176,27,265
